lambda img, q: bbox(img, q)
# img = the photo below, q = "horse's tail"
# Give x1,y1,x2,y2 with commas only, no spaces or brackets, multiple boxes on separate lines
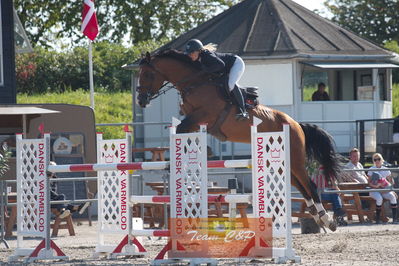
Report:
299,123,342,181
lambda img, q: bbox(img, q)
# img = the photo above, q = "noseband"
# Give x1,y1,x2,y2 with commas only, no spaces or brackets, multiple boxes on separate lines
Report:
136,61,173,102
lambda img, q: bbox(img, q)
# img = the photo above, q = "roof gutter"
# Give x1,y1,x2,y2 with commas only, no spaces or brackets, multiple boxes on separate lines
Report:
122,63,139,71
123,53,399,70
241,53,395,61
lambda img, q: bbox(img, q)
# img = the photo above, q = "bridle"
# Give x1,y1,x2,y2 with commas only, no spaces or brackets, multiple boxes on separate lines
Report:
137,60,206,102
136,61,173,102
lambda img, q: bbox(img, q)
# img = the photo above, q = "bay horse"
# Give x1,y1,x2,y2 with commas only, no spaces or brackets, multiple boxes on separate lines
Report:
136,50,341,231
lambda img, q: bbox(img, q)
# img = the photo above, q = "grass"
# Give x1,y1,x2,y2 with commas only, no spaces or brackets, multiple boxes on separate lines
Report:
17,89,132,139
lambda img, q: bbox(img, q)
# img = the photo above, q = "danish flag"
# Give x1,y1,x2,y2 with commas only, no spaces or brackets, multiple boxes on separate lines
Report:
81,0,99,40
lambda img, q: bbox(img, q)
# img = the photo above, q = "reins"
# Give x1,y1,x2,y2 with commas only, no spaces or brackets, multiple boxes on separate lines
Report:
141,60,211,101
148,82,173,101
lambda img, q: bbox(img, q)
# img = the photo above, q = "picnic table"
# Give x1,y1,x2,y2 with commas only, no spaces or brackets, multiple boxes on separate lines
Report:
292,183,399,223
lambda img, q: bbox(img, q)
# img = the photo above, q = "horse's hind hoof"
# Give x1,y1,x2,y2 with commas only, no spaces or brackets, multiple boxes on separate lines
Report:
319,211,336,232
328,220,337,232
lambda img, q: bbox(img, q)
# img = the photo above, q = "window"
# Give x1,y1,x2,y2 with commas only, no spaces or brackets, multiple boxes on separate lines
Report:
50,133,85,156
0,134,16,157
301,65,392,102
302,70,329,101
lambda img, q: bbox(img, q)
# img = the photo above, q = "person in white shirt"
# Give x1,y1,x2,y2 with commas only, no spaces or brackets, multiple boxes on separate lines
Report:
367,153,397,224
344,148,368,184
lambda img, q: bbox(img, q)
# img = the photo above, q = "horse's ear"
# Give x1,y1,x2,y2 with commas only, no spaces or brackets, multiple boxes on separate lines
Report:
145,52,151,62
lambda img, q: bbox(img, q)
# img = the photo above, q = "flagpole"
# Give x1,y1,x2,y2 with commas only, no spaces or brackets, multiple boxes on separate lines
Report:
88,39,95,109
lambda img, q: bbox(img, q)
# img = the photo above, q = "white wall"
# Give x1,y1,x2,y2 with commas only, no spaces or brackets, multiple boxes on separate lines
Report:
297,100,393,153
143,87,182,158
240,61,293,106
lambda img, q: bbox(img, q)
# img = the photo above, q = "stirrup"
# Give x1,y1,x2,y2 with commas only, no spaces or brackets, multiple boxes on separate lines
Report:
235,111,249,121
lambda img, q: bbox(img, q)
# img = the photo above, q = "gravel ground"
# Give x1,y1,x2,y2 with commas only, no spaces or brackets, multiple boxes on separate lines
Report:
1,220,399,265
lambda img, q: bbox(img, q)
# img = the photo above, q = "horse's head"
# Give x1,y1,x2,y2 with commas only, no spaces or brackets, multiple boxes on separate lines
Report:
136,52,167,108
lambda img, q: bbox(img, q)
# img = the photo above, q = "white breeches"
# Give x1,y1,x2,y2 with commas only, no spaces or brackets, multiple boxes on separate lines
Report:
228,56,245,91
370,191,397,206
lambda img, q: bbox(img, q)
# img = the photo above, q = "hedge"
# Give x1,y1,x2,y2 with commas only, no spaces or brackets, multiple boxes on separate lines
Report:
15,40,166,94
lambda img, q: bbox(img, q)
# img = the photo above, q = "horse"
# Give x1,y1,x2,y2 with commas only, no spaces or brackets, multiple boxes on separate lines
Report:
136,49,342,231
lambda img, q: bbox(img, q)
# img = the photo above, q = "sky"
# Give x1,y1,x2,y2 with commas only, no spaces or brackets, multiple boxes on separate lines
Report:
292,0,325,10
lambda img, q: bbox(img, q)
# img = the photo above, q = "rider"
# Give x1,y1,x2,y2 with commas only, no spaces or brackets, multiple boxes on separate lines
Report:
184,39,249,120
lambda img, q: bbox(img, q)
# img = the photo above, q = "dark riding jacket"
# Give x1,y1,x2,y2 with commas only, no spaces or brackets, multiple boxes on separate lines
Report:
198,50,237,74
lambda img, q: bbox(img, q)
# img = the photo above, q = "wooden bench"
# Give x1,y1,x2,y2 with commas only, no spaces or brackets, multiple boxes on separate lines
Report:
5,204,76,237
132,147,169,161
292,183,389,223
50,209,75,237
339,183,389,223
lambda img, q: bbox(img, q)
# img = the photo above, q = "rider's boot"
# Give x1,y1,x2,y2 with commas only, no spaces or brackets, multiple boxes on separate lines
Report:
231,86,249,121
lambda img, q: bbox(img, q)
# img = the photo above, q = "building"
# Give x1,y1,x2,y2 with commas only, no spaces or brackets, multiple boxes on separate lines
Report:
128,0,399,158
0,0,16,103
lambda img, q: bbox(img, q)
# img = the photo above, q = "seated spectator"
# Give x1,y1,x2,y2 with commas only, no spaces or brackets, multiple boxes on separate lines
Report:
48,161,90,219
343,148,370,209
367,153,398,224
311,165,346,226
344,148,368,184
312,82,330,101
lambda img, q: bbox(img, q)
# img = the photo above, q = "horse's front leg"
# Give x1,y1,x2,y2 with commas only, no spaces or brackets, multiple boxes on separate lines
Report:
176,111,207,134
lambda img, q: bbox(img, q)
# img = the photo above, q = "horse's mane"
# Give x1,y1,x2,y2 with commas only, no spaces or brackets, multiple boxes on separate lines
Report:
153,49,201,70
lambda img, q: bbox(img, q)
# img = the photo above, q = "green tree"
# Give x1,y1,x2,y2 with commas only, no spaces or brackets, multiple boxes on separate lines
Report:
384,40,399,83
14,0,238,48
325,0,399,44
15,39,164,93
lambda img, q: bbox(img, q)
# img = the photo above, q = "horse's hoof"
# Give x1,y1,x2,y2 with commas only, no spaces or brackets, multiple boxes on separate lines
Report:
328,220,337,232
319,211,336,232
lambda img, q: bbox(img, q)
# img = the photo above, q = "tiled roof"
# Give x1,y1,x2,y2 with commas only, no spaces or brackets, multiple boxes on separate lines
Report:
158,0,393,58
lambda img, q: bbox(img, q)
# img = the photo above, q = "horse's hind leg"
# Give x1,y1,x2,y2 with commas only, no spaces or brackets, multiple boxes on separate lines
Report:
291,176,318,219
292,169,337,232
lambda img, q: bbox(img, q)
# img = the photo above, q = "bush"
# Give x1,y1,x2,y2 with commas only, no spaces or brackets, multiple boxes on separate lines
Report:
15,40,166,94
